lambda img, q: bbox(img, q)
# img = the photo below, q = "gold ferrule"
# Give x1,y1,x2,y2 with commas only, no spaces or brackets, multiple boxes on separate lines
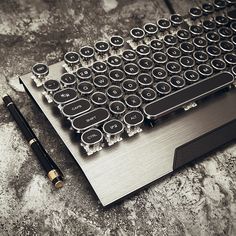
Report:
29,138,37,146
48,169,60,181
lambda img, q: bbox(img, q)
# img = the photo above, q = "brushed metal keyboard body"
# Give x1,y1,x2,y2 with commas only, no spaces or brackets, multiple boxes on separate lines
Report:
20,61,236,206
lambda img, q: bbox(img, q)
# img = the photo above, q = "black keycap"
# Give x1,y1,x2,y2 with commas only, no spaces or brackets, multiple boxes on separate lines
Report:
155,81,172,95
170,14,183,26
125,94,142,108
177,29,191,41
79,46,94,60
202,3,215,15
77,81,94,95
166,61,181,74
215,15,229,27
211,58,226,71
62,98,91,118
143,72,234,119
169,76,186,89
143,23,158,36
206,32,220,44
192,37,208,49
224,53,236,66
103,119,124,136
206,45,221,58
72,107,110,132
152,67,167,81
213,0,226,10
189,7,202,20
226,0,236,6
91,92,107,106
157,18,171,31
219,40,234,52
232,36,236,47
81,128,103,145
107,55,122,68
76,67,92,81
130,27,145,41
94,41,109,55
53,88,78,105
140,88,157,102
189,25,204,36
60,73,77,87
230,22,236,33
124,63,139,76
109,69,125,83
93,75,109,89
163,34,178,47
106,85,123,99
218,27,233,38
137,73,154,87
43,79,60,93
150,39,164,51
92,61,107,74
179,42,195,54
136,44,150,57
179,56,195,69
166,47,181,59
122,49,137,63
122,79,138,93
183,70,200,83
32,63,49,77
64,52,80,66
197,64,213,77
109,101,126,115
109,35,124,50
138,57,154,70
124,111,144,127
153,52,168,64
202,20,216,32
226,9,236,21
231,65,236,76
193,51,209,63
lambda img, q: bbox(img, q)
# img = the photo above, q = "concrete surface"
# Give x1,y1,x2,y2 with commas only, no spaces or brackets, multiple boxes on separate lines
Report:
0,0,235,235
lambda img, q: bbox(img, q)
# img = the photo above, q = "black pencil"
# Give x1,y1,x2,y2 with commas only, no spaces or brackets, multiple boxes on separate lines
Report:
2,94,64,188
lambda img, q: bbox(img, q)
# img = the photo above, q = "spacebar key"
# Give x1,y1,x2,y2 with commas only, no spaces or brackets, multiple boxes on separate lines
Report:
144,72,234,119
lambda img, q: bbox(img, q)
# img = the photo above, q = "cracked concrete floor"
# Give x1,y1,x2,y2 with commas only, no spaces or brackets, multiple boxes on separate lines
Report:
0,0,235,235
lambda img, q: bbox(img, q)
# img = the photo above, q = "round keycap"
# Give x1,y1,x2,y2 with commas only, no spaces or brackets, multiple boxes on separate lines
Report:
43,79,60,92
163,34,178,47
219,40,234,52
155,81,172,95
213,0,226,10
94,41,109,54
211,58,226,71
81,128,103,145
169,76,186,89
109,101,126,115
166,61,181,74
32,63,49,77
107,55,122,68
157,18,171,31
202,3,215,15
226,8,236,21
122,79,138,93
183,70,200,83
130,27,145,40
76,67,92,80
232,36,236,46
109,35,124,48
138,57,154,70
218,27,233,38
152,67,167,80
224,53,236,65
137,73,153,86
231,65,236,76
197,64,213,77
109,69,125,83
202,20,216,32
230,22,236,33
177,29,191,41
143,23,158,35
64,52,80,65
77,81,94,95
206,45,221,58
153,52,168,64
189,25,204,36
170,14,183,26
166,47,181,59
122,50,137,63
103,119,124,135
60,73,77,87
215,15,229,27
179,42,195,54
125,94,142,108
93,75,110,89
136,44,150,57
92,61,107,74
150,39,164,51
193,37,208,49
106,85,123,99
140,88,157,102
179,56,195,69
124,63,139,76
53,88,78,105
189,7,202,19
193,51,209,63
91,92,107,105
124,110,144,127
79,46,94,59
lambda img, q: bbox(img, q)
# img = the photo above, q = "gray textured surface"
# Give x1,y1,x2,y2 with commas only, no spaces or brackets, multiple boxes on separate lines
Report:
0,0,235,235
